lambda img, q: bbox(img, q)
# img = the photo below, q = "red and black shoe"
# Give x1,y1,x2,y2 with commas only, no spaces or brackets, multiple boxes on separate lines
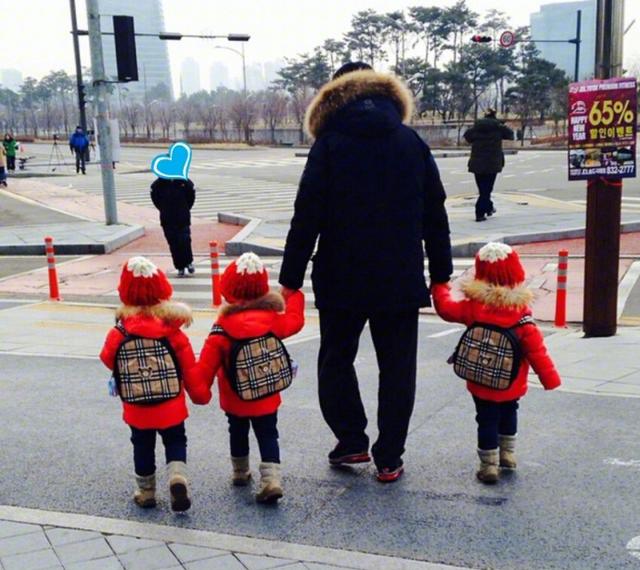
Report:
328,445,371,467
376,464,405,483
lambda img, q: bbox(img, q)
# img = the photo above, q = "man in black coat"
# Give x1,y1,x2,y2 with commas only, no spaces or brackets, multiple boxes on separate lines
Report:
279,63,453,482
150,177,196,277
463,109,514,222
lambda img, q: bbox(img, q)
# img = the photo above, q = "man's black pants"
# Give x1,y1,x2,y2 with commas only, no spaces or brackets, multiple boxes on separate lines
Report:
318,308,418,469
74,148,86,174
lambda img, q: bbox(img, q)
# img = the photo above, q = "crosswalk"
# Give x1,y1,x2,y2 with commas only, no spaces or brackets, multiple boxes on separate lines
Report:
191,157,305,171
106,257,475,310
68,171,299,219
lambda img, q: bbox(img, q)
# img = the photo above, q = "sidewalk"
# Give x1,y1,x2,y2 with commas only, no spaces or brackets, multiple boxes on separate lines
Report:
0,507,462,570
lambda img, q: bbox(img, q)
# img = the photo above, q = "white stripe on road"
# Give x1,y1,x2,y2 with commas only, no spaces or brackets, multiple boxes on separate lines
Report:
617,260,640,318
427,327,464,338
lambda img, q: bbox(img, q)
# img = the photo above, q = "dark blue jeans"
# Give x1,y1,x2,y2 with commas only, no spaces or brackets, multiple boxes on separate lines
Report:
473,397,518,450
474,173,498,217
130,422,187,477
226,412,280,463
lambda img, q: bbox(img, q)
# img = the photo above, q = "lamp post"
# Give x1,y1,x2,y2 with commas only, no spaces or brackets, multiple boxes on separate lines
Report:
212,44,247,96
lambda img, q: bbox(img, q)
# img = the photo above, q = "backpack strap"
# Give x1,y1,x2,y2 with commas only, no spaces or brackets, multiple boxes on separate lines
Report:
514,315,535,328
115,321,127,336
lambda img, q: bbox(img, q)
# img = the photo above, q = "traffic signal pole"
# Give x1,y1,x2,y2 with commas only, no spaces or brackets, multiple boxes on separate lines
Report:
86,0,118,225
583,0,625,336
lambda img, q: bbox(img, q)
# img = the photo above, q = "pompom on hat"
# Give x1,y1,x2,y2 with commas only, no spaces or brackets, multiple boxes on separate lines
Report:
221,252,269,302
118,256,173,306
474,242,526,287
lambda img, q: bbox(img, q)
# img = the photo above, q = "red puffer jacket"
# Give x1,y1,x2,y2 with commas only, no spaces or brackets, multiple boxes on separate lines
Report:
431,281,561,402
197,291,305,417
100,301,211,429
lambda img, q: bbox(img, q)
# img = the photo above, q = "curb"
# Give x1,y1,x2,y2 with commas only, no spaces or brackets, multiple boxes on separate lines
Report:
0,224,145,255
219,212,285,256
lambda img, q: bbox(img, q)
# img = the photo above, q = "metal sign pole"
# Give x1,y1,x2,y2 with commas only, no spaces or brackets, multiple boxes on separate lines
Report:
86,0,118,225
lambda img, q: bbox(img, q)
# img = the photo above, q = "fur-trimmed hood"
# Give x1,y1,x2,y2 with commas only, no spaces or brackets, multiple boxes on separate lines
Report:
305,70,414,138
116,300,193,327
461,279,534,309
218,291,285,317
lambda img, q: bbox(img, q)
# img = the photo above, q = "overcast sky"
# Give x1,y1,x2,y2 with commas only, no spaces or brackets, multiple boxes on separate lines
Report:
6,0,640,93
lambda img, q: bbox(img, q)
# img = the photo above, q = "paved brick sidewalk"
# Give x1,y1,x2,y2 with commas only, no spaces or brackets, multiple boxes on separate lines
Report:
0,507,464,570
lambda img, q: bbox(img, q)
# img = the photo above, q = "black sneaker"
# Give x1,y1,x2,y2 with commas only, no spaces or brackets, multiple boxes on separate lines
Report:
328,444,371,466
187,263,195,274
475,215,487,222
177,269,185,278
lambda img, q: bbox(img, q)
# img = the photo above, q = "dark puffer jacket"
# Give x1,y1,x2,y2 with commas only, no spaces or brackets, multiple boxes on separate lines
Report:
464,118,514,174
279,70,453,312
150,178,196,227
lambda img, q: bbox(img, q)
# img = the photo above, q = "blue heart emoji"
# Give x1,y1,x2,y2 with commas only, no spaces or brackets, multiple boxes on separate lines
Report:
151,142,192,180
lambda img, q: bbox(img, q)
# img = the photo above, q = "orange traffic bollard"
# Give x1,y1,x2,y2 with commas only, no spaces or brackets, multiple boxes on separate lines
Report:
554,249,568,327
44,236,61,301
210,240,222,307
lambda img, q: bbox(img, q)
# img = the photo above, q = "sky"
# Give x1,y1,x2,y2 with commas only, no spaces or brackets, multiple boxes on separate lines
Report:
4,0,640,94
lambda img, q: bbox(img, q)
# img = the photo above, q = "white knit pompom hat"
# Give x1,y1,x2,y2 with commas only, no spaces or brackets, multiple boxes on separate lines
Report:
475,242,525,287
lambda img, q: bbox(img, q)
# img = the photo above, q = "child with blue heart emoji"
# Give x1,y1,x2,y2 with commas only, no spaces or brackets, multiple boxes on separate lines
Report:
150,142,197,277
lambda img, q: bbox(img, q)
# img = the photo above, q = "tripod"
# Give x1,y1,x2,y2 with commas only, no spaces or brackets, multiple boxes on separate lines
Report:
47,136,69,172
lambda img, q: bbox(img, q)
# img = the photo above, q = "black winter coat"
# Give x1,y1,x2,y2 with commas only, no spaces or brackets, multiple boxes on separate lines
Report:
150,178,195,227
279,70,453,312
464,117,514,174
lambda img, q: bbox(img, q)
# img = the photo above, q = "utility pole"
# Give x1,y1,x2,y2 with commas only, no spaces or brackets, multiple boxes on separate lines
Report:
69,0,87,133
583,0,625,336
573,10,582,82
86,0,118,225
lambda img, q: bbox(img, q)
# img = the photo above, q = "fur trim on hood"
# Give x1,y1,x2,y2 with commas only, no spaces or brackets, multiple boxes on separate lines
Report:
461,279,534,309
305,70,414,138
219,291,285,317
116,300,193,327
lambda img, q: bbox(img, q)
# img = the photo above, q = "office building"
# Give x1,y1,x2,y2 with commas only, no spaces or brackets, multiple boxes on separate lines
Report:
209,62,231,90
180,58,201,95
530,0,596,81
99,0,174,100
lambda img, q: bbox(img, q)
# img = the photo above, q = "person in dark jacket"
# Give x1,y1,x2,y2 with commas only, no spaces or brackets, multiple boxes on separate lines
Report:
464,109,514,222
278,62,453,482
69,126,90,174
150,177,196,277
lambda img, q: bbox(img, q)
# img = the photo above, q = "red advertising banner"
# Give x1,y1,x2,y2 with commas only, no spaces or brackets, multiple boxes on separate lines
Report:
568,77,637,180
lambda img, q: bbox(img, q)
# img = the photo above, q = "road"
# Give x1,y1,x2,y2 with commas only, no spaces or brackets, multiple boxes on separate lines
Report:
1,307,639,570
18,143,640,224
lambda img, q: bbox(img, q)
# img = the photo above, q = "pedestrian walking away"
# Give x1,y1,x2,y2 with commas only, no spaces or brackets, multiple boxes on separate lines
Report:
431,242,561,484
3,133,17,171
463,108,514,222
197,253,305,504
69,125,90,174
279,62,453,483
150,177,196,277
99,257,210,512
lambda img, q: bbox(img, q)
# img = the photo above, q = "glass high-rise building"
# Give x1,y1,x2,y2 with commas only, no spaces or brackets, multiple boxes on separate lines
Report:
99,0,174,101
530,0,596,81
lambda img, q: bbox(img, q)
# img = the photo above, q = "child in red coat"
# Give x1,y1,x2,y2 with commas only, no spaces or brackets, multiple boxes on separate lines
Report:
100,256,210,511
197,252,305,503
431,242,561,484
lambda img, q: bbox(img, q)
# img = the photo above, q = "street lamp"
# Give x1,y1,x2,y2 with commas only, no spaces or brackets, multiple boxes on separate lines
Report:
212,44,247,96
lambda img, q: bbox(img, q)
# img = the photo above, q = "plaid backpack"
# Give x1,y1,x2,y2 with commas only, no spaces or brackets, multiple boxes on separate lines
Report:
210,324,294,401
448,316,534,390
113,322,182,405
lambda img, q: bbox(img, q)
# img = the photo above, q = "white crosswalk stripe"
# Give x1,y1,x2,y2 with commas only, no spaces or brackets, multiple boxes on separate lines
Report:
193,157,305,170
105,257,475,309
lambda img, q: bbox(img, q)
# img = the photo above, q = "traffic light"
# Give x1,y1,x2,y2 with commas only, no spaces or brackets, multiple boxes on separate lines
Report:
113,15,139,82
471,35,492,43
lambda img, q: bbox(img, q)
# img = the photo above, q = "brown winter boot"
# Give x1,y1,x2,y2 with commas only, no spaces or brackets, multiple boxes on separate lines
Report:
476,449,499,484
167,461,191,512
231,456,251,486
498,435,517,470
133,474,156,508
256,462,283,504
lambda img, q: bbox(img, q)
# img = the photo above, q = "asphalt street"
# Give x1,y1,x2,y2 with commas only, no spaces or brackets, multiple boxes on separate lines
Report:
18,143,640,223
1,319,639,570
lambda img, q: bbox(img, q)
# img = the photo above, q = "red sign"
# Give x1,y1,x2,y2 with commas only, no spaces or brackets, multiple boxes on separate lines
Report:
499,30,515,48
568,77,637,180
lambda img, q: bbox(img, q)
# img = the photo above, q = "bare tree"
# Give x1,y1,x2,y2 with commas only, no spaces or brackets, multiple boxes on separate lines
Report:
261,89,288,143
156,102,175,139
229,94,259,143
176,96,196,139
